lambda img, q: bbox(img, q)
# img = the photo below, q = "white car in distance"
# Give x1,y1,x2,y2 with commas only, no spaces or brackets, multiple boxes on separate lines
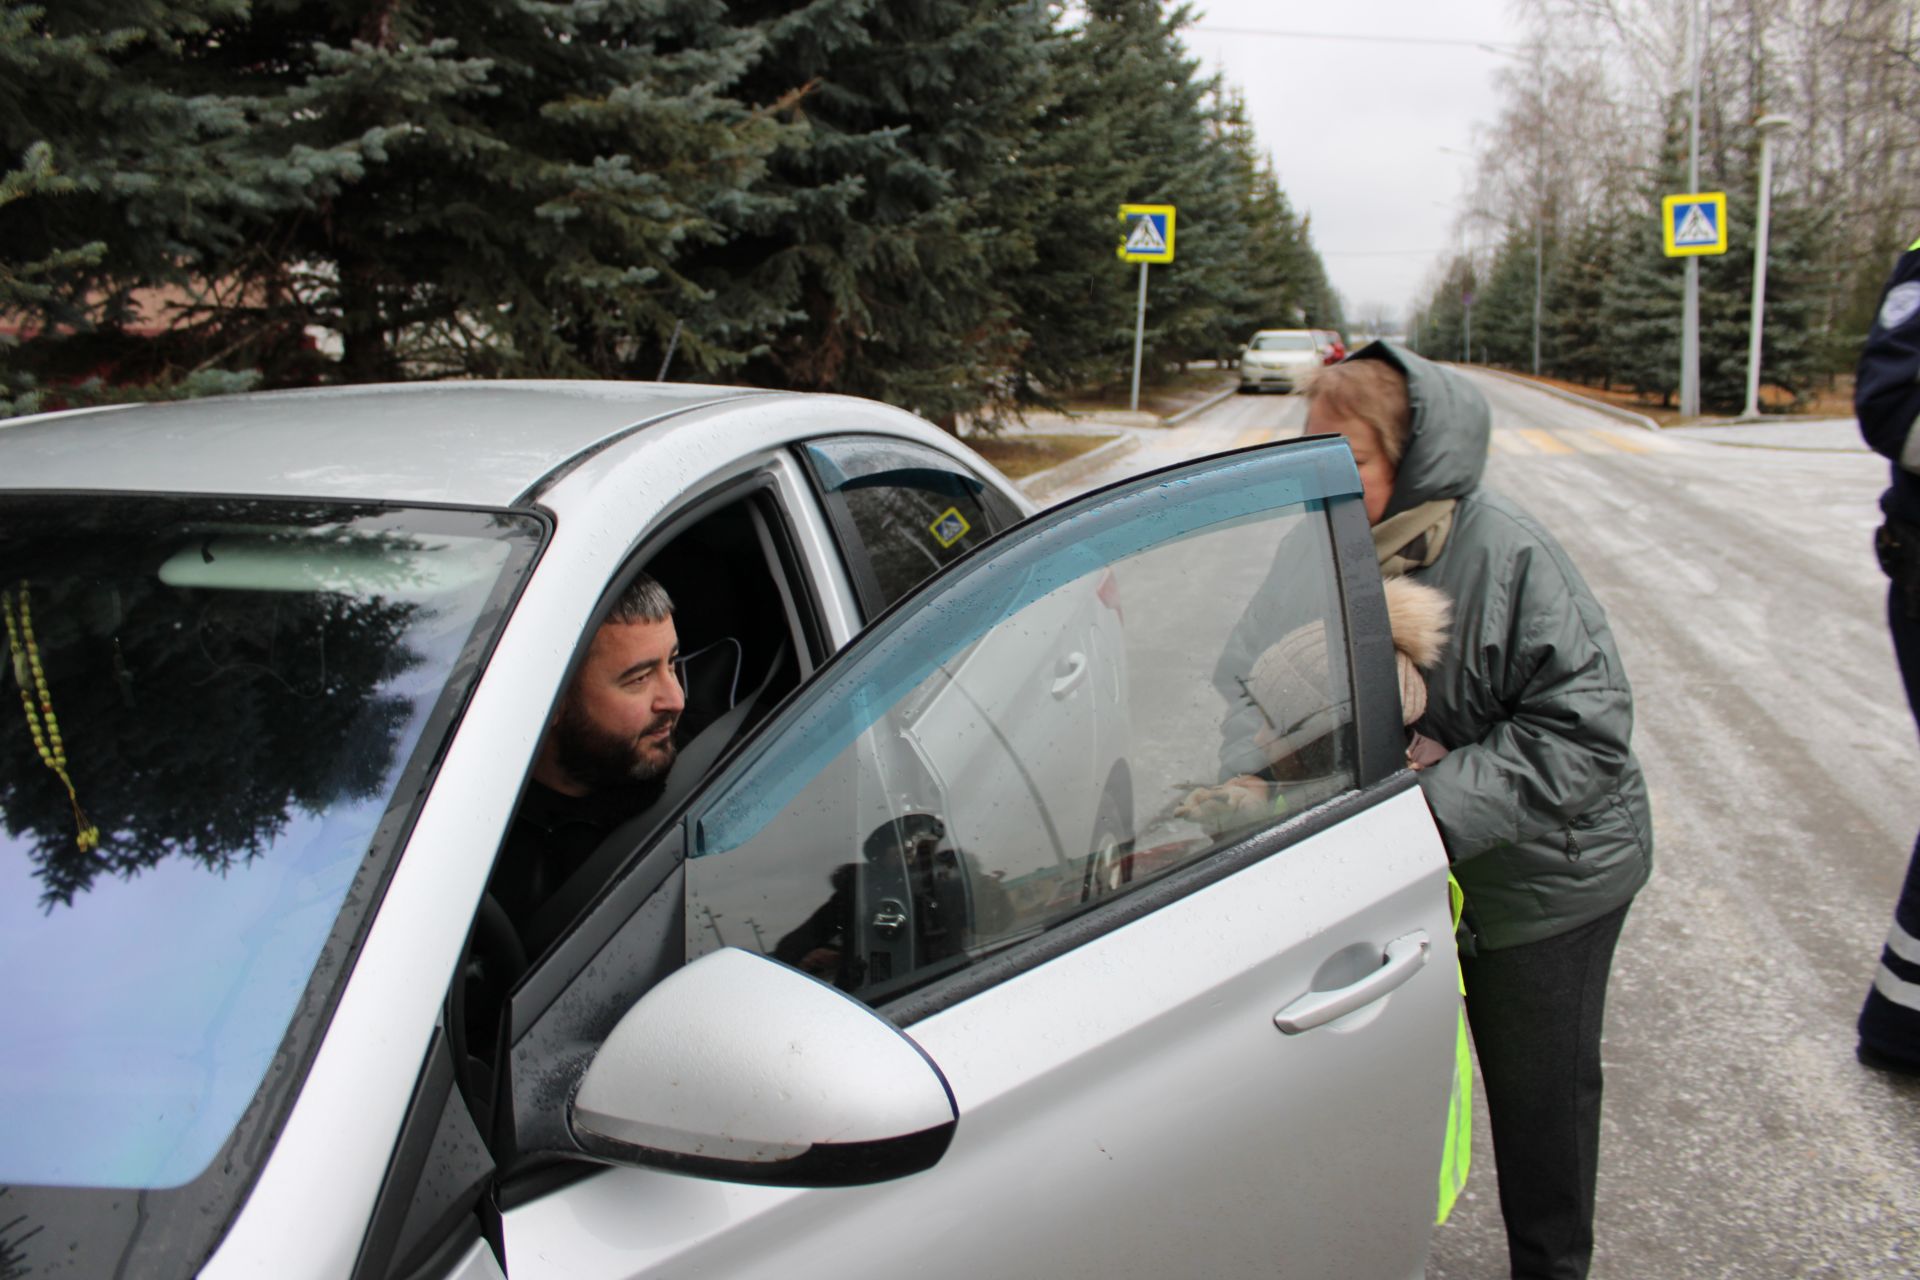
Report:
1239,328,1328,393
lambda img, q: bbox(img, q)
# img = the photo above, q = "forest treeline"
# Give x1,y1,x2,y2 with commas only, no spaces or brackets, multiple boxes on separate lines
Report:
0,0,1342,424
1411,0,1920,412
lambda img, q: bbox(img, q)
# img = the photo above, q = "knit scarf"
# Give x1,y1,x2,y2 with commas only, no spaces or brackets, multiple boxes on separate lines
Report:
1373,499,1456,577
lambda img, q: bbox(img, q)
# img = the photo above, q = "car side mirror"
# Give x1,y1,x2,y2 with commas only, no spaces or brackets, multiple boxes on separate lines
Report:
569,947,958,1186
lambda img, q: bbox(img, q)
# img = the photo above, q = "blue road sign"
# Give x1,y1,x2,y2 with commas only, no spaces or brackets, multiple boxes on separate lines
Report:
1662,192,1728,256
1117,204,1176,263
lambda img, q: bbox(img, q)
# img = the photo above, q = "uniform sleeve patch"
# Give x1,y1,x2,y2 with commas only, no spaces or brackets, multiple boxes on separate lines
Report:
1880,281,1920,331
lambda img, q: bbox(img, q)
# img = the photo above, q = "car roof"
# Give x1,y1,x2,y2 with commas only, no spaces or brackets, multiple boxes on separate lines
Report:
0,380,778,506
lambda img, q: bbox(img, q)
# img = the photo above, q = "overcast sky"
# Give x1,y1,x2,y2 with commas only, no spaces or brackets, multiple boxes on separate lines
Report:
1186,0,1524,328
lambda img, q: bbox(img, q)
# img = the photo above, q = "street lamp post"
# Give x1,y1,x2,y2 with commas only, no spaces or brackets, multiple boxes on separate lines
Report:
1742,114,1794,420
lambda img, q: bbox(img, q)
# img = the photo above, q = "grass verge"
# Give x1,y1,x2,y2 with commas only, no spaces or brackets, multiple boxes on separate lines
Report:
1492,368,1854,426
968,432,1118,479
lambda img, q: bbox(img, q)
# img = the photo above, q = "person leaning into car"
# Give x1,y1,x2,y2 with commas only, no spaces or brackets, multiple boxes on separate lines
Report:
1216,342,1653,1280
488,572,685,951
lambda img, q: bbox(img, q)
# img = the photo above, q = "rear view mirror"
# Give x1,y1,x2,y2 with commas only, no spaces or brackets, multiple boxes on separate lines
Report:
570,948,958,1186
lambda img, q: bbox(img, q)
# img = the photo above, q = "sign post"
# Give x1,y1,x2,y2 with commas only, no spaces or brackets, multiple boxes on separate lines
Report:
1117,204,1176,413
1663,191,1726,418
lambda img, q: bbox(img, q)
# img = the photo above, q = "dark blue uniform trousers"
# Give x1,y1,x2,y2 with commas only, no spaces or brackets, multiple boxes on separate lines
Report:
1859,584,1920,1068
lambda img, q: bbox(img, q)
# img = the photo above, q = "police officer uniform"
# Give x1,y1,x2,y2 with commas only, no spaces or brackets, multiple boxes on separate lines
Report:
1851,240,1920,1076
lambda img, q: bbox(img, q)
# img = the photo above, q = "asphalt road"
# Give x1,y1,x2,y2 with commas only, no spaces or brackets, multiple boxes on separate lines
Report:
1045,373,1920,1279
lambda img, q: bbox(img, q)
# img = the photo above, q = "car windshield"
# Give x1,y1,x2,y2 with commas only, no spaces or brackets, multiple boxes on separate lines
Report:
1251,333,1318,351
0,496,540,1195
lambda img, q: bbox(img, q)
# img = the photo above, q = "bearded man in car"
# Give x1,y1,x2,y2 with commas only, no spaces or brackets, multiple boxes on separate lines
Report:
489,572,685,947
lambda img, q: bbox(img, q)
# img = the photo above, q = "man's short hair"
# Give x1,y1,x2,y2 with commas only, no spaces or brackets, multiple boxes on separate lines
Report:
1302,358,1412,463
606,571,674,626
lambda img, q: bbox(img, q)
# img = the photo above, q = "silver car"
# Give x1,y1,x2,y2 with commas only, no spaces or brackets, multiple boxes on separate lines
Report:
1239,328,1328,393
0,382,1455,1280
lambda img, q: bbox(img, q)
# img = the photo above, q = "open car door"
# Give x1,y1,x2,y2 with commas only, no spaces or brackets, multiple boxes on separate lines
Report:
490,436,1457,1280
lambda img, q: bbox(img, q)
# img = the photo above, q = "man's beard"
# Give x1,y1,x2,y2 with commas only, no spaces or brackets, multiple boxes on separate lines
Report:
551,699,679,793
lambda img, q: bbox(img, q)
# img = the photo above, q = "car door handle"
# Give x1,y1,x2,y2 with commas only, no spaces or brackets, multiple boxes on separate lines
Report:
1272,931,1430,1034
1050,652,1089,698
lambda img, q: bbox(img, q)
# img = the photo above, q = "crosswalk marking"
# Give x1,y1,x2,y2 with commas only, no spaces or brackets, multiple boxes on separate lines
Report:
1490,426,1673,457
1559,431,1618,455
1595,428,1663,453
1514,427,1576,455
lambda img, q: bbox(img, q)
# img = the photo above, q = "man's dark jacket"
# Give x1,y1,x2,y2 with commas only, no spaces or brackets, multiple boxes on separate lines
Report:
1856,241,1920,525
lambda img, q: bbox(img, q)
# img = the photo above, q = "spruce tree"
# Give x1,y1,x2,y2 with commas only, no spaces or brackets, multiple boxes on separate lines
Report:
217,0,791,383
1099,5,1265,377
1543,209,1622,389
1473,224,1537,370
1288,215,1344,334
1001,0,1325,403
1694,146,1828,411
1598,106,1691,405
1598,201,1678,403
672,0,1054,425
1748,194,1831,407
0,1,278,401
1415,258,1476,365
0,142,105,414
1000,0,1147,404
1195,90,1341,351
2,1,795,390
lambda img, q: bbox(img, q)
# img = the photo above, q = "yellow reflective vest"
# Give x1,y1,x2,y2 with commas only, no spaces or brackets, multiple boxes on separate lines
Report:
1437,873,1473,1225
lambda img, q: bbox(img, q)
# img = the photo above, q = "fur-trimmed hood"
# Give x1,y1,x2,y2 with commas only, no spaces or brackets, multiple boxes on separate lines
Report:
1383,576,1451,724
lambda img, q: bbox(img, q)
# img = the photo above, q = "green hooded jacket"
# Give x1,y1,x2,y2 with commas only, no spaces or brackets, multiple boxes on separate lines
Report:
1361,340,1653,951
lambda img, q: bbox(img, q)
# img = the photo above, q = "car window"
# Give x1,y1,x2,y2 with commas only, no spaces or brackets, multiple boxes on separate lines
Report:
466,486,814,1044
799,436,1021,618
685,442,1360,1007
0,496,538,1273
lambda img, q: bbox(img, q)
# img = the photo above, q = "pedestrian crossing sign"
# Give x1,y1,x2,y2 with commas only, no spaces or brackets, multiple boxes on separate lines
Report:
928,507,970,548
1118,204,1176,263
1662,192,1728,256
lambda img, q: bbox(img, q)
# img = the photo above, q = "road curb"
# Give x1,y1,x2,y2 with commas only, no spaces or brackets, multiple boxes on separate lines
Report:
1164,383,1242,426
1016,432,1142,503
1468,366,1661,433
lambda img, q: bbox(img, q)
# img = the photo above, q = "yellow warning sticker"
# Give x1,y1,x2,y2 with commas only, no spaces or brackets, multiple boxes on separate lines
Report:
929,507,971,548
